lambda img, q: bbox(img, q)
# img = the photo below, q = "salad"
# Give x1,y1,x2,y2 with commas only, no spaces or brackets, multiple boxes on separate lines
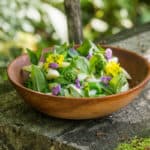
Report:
23,40,131,97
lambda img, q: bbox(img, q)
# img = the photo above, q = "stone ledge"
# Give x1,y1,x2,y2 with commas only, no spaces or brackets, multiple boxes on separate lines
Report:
0,24,150,150
0,125,78,150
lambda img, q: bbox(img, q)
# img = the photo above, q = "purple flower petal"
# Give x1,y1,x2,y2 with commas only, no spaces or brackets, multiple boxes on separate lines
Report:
100,76,111,85
105,48,112,60
75,78,81,88
86,53,92,60
52,84,61,95
49,63,58,69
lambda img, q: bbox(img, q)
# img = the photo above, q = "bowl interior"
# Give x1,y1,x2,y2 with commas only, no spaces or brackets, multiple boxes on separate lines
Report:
8,46,150,91
112,48,149,88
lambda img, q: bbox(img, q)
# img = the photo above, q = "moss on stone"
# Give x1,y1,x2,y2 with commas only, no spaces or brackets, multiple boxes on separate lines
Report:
116,137,150,150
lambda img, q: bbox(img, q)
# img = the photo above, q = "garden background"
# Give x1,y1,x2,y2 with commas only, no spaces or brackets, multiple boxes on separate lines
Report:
0,0,150,82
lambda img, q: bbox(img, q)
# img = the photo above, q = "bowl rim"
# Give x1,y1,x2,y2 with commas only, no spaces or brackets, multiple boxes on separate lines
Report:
7,45,150,101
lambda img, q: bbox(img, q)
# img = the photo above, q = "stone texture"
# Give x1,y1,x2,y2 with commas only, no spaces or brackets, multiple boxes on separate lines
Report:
0,25,150,150
0,81,13,95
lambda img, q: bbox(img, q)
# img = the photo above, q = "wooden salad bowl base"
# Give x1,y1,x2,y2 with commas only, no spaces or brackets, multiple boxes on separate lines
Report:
7,46,150,120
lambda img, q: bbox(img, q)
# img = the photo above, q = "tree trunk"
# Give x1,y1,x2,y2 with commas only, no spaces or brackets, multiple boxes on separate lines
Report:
64,0,83,44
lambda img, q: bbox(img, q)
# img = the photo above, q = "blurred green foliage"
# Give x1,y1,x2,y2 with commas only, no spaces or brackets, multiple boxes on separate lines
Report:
0,0,150,81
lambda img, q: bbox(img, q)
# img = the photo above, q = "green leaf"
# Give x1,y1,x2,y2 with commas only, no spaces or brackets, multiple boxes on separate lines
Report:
48,83,59,90
89,55,97,73
109,73,127,93
36,49,42,62
55,43,68,58
83,82,90,97
77,39,92,56
31,65,48,92
27,48,38,65
55,43,67,52
54,76,70,85
89,54,106,76
99,83,114,95
22,65,32,72
97,45,105,54
88,82,102,94
64,89,71,97
83,82,103,97
24,78,33,89
68,84,83,97
68,48,79,58
26,48,42,65
77,40,101,56
73,56,90,73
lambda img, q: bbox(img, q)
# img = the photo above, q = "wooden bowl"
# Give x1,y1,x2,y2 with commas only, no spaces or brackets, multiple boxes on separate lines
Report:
7,46,150,119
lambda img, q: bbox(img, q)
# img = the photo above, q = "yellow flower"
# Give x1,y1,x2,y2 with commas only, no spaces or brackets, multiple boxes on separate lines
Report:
46,55,53,63
44,62,49,70
55,55,64,66
44,54,64,70
105,61,122,76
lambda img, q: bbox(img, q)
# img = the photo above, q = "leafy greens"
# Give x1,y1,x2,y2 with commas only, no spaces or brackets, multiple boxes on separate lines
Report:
23,40,131,97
